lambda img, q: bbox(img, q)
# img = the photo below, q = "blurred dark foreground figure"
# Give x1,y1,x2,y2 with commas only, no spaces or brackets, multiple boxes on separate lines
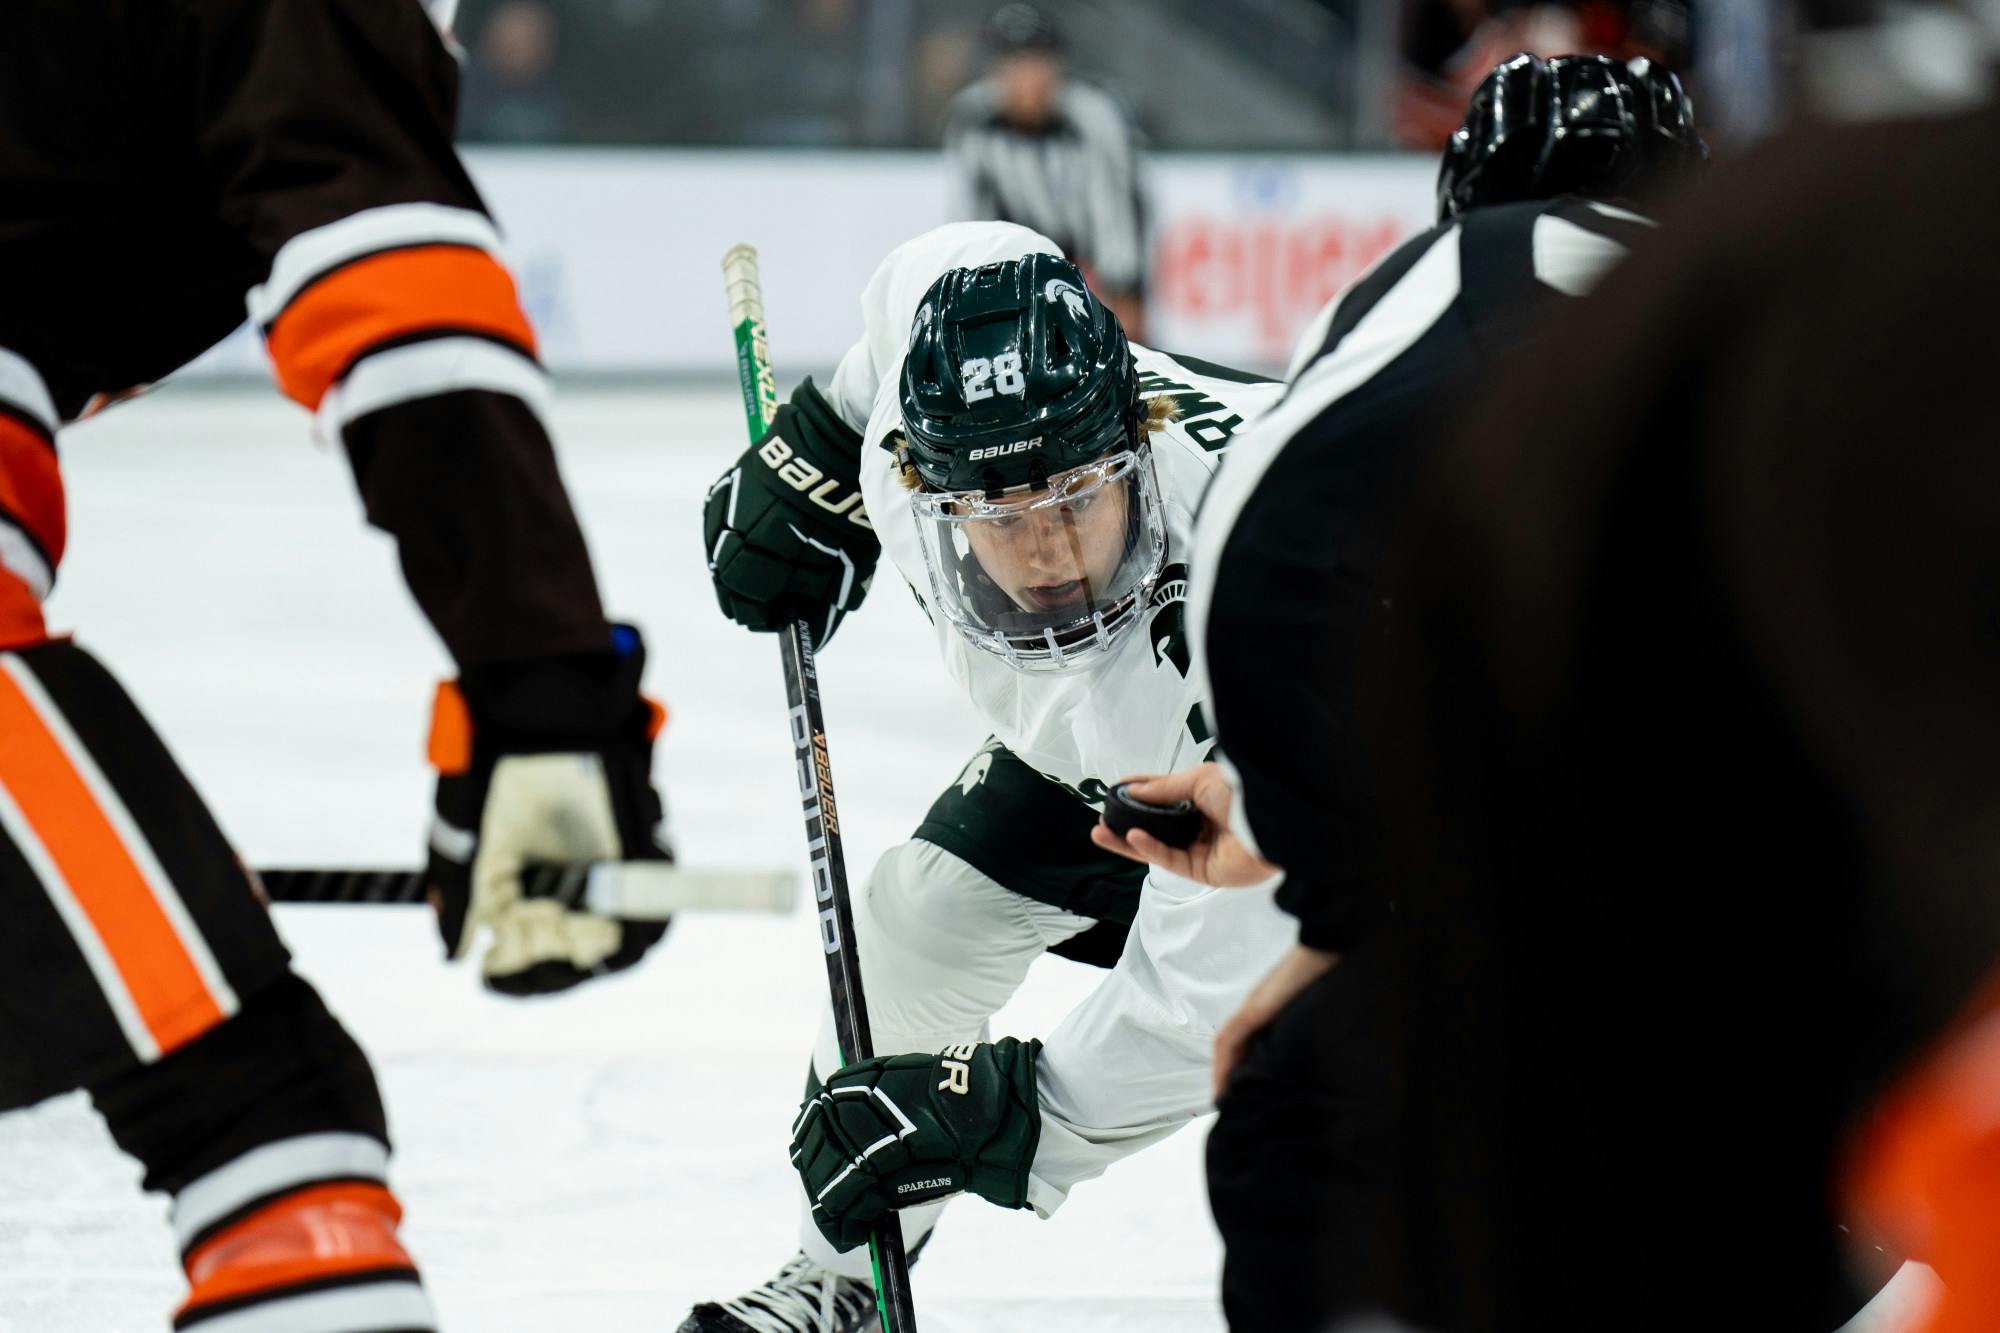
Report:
1367,88,2000,1332
1099,51,1710,1333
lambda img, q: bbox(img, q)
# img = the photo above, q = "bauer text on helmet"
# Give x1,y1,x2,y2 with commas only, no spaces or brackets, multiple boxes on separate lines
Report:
898,257,1165,671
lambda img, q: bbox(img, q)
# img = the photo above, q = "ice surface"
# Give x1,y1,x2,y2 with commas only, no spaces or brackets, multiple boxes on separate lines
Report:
0,385,1935,1331
0,385,1222,1332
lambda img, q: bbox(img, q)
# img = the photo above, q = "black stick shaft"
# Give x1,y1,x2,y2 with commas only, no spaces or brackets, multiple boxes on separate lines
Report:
780,618,919,1333
259,864,575,905
727,240,917,1332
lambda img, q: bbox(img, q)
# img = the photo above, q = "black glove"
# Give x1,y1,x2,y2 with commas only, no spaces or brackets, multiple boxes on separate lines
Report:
790,1038,1043,1251
425,623,672,996
704,377,879,645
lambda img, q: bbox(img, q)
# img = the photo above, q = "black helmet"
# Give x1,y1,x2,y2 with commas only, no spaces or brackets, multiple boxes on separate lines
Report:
987,3,1061,54
899,254,1141,495
1436,53,1708,222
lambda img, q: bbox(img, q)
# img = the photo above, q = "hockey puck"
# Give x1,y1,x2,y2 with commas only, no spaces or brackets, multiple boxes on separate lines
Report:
1102,782,1204,849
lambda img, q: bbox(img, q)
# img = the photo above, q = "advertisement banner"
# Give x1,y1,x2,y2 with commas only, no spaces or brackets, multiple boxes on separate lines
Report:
1146,157,1436,369
180,150,1435,381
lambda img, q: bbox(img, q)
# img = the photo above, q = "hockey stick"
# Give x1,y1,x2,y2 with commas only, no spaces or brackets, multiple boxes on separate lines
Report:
723,244,921,1333
256,862,794,916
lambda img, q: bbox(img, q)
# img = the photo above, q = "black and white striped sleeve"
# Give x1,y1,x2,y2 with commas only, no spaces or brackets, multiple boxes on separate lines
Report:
194,0,611,667
1188,198,1645,949
1188,223,1470,948
943,83,1003,224
1066,84,1146,295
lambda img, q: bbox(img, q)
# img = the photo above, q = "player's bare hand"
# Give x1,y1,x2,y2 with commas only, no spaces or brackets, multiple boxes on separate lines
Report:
1090,762,1279,888
1214,943,1339,1100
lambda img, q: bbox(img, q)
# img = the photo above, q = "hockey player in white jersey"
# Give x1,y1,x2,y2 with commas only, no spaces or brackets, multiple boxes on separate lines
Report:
683,222,1293,1331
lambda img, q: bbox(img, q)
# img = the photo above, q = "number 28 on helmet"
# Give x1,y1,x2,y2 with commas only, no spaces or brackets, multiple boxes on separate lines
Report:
897,255,1167,673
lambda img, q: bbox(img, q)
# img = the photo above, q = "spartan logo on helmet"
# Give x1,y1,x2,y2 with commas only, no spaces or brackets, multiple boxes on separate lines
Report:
1043,279,1090,322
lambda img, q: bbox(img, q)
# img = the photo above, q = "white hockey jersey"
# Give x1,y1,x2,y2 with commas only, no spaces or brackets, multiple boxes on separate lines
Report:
824,222,1283,800
797,224,1298,1232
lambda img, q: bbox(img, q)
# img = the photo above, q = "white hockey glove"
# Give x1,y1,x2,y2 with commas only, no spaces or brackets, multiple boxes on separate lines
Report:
425,625,672,995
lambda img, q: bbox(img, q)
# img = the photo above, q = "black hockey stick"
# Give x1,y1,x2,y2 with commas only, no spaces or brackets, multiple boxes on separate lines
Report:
255,862,794,916
724,245,921,1333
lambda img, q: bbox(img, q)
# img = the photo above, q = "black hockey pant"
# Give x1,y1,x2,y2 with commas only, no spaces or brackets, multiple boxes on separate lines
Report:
0,638,430,1329
1207,935,1402,1333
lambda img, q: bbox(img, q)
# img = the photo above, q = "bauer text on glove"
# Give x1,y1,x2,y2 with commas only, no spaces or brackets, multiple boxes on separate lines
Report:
789,1037,1042,1251
704,377,879,645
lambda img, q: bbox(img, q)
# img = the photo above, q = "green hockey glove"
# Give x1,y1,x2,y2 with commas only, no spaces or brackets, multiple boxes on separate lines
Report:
703,377,878,645
790,1037,1043,1251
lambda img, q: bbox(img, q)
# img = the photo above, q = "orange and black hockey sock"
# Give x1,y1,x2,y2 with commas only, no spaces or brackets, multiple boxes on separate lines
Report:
174,1178,431,1331
88,971,437,1331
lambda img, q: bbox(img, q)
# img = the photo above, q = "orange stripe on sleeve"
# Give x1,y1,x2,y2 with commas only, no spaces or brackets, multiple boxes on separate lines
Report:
0,414,64,562
263,245,539,410
426,680,473,776
0,669,225,1054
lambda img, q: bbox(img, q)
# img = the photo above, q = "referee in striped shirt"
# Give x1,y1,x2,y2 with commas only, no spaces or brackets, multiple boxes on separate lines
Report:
943,4,1148,339
1095,54,1707,1331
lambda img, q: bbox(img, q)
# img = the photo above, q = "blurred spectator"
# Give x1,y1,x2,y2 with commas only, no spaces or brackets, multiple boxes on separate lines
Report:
458,0,567,142
911,23,981,144
1398,1,1648,147
1624,0,1693,66
447,0,1397,150
714,0,869,146
943,4,1149,338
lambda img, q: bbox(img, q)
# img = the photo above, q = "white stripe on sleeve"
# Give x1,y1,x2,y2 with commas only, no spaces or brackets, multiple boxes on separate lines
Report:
1586,200,1659,227
172,1132,391,1249
1186,230,1465,774
0,524,53,601
0,347,57,434
1531,215,1630,297
248,203,503,328
313,336,551,446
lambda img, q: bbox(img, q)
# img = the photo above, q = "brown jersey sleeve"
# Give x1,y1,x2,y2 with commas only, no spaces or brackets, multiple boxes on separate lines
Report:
188,0,611,668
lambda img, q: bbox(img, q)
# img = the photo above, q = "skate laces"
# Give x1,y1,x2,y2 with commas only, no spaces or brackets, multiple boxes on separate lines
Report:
719,1255,875,1333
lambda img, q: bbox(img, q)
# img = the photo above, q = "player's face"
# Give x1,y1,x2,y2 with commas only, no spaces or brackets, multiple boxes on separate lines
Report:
960,472,1129,618
998,53,1062,125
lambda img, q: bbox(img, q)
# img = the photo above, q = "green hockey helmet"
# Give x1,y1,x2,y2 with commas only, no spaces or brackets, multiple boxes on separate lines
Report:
899,254,1142,495
898,255,1167,673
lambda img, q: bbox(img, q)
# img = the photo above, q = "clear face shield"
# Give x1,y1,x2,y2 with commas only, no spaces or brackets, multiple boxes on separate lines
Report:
910,447,1169,672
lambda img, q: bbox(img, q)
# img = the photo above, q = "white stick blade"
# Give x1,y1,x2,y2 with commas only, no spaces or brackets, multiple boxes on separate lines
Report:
582,862,795,918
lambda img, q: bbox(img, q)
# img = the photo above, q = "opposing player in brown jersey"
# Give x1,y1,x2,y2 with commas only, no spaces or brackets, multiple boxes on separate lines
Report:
0,3,670,1329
